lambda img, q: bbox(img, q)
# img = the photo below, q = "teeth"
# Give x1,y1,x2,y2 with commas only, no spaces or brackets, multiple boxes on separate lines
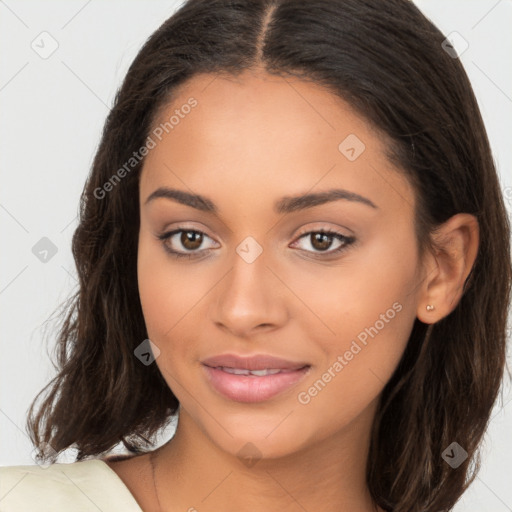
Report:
249,368,282,376
219,367,283,376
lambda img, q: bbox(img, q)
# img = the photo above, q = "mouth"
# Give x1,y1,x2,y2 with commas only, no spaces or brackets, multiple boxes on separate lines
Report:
201,353,309,371
207,366,305,376
201,363,312,403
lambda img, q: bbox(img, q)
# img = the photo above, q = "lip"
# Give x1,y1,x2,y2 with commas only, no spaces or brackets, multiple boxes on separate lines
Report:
202,364,311,403
201,353,309,371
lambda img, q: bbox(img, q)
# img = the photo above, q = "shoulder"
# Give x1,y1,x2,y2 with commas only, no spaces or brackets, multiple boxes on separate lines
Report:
0,459,142,511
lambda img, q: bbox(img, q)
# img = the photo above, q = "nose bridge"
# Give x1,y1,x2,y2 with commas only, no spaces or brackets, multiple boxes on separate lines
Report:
211,235,287,335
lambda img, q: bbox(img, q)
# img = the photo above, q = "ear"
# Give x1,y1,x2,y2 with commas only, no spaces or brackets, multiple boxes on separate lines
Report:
416,213,479,324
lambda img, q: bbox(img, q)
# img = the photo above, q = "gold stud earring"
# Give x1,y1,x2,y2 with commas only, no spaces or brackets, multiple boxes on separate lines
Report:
426,304,435,312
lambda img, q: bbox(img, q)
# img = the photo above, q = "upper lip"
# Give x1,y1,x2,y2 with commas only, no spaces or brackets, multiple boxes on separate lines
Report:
201,353,309,371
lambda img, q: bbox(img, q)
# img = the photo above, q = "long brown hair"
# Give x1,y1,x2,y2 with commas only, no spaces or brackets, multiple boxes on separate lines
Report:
26,1,511,511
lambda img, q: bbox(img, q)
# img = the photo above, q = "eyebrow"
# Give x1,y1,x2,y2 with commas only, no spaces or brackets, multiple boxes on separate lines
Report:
144,186,378,213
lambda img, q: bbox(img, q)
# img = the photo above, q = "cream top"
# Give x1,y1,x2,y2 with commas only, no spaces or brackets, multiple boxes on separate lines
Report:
0,459,143,511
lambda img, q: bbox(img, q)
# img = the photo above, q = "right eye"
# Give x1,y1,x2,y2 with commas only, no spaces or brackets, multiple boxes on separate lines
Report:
157,228,218,259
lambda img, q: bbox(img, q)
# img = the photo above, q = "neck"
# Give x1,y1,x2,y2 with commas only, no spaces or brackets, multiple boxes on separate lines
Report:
152,401,383,512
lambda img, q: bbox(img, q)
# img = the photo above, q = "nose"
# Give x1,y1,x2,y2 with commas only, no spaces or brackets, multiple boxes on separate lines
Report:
210,244,289,339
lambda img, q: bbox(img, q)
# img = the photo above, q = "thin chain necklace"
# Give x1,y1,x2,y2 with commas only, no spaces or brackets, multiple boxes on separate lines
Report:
149,448,382,512
150,450,163,512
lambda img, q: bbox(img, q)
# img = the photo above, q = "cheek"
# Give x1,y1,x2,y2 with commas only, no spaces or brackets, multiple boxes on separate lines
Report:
137,232,188,338
137,236,170,336
293,227,418,411
339,236,417,349
281,223,418,347
137,231,217,354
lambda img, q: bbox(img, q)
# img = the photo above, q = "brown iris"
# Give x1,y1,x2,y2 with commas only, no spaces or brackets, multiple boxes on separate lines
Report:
310,232,333,251
181,230,203,250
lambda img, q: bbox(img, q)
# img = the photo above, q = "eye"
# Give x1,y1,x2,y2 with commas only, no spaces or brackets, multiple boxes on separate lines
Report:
290,229,356,258
157,228,218,259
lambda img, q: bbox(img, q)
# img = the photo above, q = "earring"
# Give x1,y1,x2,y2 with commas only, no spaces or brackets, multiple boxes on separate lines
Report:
426,304,435,312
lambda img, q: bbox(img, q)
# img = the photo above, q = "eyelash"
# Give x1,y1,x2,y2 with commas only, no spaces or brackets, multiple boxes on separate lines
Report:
157,227,356,260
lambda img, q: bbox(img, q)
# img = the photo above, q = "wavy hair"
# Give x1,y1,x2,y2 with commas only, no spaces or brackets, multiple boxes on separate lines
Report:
27,1,511,511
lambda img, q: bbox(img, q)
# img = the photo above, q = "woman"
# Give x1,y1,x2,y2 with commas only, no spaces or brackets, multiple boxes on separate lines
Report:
1,0,510,511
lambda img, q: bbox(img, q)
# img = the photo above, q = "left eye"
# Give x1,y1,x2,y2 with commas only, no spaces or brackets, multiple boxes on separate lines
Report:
290,230,355,256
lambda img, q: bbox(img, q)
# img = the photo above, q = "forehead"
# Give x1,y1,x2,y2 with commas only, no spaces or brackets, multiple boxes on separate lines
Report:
149,69,371,156
140,70,415,218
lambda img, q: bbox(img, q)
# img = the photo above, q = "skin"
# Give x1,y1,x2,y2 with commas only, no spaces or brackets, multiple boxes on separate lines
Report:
104,68,479,512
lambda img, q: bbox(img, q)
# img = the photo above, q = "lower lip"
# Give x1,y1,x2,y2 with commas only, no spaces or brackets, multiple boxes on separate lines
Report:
202,365,311,403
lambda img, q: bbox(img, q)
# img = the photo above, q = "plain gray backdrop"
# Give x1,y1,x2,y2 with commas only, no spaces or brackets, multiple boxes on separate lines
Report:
1,1,511,510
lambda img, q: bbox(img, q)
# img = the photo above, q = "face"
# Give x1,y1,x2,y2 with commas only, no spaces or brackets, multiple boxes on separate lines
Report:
137,70,423,460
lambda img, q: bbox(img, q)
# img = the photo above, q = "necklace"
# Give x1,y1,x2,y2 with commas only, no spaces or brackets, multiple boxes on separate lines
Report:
149,448,382,512
150,450,163,512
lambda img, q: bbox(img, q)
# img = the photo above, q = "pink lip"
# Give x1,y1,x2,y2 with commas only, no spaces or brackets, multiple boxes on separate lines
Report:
201,353,309,371
201,364,311,403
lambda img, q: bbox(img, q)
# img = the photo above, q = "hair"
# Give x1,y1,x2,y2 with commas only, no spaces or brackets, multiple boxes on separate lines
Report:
26,1,511,511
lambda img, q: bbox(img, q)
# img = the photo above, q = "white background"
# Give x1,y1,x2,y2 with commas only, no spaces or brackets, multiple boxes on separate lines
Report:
1,1,511,510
